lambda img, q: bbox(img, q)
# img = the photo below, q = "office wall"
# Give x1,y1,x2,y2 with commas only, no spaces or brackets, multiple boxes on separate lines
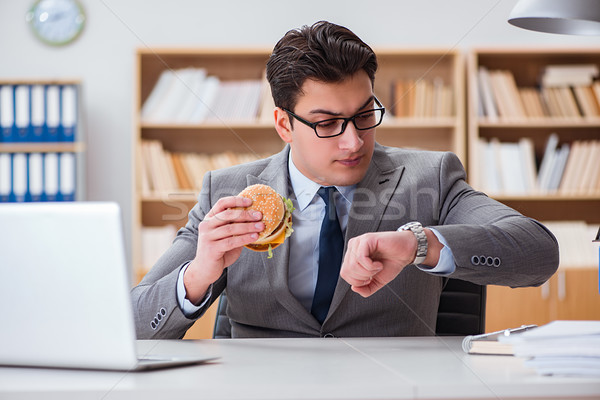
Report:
0,0,598,265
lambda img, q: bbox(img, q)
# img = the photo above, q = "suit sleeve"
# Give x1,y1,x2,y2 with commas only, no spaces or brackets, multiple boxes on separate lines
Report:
430,152,559,288
130,171,225,339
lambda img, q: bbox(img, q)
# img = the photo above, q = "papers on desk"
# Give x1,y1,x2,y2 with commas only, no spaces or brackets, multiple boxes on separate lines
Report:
498,320,600,377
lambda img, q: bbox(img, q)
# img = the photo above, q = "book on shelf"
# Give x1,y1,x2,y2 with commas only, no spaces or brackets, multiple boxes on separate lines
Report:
477,64,600,120
391,77,453,118
477,134,600,196
541,64,599,88
140,140,271,195
140,67,268,124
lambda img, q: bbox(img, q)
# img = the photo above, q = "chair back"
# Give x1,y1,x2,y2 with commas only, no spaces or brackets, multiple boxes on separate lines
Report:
213,278,486,338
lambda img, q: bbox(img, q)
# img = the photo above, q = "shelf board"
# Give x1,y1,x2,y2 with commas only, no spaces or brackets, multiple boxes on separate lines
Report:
0,142,85,153
491,193,600,201
478,117,600,128
140,116,458,130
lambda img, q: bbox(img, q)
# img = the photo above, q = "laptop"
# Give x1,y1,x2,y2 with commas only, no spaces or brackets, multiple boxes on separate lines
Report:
0,202,217,371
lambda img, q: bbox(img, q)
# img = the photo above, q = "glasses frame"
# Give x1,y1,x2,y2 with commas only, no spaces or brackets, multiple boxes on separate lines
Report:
282,96,386,138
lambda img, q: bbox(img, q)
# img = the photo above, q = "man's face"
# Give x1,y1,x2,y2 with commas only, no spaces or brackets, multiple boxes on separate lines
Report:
275,70,376,187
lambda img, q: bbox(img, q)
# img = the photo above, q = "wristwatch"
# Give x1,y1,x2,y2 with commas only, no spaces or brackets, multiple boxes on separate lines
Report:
399,221,428,265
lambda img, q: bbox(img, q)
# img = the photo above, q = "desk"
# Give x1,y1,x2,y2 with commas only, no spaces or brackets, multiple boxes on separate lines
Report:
1,337,599,399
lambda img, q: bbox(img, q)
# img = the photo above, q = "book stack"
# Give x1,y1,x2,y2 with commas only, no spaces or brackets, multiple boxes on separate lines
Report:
391,77,453,118
499,320,600,377
140,68,274,124
477,65,600,120
140,139,271,195
475,134,600,195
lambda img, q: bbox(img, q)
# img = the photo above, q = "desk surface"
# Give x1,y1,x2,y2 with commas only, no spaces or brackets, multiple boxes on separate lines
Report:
1,337,599,400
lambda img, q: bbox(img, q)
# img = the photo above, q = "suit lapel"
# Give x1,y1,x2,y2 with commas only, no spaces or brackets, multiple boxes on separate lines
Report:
246,146,320,330
326,144,406,321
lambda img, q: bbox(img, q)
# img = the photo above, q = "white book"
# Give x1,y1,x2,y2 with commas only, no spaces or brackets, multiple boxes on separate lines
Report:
172,68,207,123
537,133,559,191
519,137,537,193
499,142,527,194
141,69,176,123
547,144,570,191
188,75,220,123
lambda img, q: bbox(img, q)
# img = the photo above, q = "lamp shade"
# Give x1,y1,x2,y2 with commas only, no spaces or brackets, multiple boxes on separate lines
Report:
508,0,600,35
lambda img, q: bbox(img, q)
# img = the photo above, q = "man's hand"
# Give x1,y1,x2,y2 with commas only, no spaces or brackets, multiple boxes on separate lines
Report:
184,196,264,304
340,229,442,298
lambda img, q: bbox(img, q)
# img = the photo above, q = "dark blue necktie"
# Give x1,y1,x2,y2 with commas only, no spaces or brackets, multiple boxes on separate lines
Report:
311,186,344,324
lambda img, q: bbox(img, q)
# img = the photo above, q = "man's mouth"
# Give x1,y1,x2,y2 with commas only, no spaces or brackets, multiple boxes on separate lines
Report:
337,156,363,167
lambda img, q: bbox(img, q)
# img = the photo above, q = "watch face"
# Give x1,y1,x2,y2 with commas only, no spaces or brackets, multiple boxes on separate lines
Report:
26,0,85,46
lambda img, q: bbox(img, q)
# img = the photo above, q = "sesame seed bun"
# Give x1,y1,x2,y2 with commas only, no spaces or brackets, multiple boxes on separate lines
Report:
237,184,288,249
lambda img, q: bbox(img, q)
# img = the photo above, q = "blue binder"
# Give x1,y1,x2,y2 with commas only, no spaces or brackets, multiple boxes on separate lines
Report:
0,85,16,143
0,153,11,202
14,85,31,143
60,85,77,142
45,85,61,142
30,85,46,143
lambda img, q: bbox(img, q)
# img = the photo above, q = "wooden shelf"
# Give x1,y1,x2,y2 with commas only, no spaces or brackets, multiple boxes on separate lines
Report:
468,48,600,332
0,142,85,153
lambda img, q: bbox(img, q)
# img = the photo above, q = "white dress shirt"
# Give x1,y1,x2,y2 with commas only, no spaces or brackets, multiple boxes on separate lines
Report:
176,152,456,316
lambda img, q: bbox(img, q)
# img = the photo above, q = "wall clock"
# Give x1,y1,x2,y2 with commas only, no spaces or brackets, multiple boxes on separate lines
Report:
26,0,86,46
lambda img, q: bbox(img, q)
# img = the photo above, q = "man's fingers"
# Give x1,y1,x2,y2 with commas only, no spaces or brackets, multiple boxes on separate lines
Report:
205,196,254,219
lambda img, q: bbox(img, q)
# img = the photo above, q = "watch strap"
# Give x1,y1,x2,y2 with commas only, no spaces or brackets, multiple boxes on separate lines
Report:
399,221,428,265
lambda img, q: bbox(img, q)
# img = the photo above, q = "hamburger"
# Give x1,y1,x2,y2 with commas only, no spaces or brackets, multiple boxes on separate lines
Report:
237,184,294,258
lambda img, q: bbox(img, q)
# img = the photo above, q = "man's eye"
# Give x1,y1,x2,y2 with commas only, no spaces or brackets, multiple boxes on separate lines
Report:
318,120,338,128
357,111,374,119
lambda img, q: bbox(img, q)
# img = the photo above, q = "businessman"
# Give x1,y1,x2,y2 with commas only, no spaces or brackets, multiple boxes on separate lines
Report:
132,21,559,339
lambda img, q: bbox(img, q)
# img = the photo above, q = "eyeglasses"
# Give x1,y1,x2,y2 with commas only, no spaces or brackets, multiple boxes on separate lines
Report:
283,97,386,138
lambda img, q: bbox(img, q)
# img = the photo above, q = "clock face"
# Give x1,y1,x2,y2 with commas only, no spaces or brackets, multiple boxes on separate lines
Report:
26,0,86,46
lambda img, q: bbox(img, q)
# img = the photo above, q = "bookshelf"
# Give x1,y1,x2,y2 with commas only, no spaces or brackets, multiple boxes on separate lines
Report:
467,48,600,332
134,48,465,338
0,80,84,203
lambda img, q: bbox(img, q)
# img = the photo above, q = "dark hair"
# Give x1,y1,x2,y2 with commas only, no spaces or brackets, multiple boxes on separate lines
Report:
266,21,378,112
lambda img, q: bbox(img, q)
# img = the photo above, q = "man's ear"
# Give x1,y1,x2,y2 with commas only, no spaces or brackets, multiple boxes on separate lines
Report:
274,107,293,144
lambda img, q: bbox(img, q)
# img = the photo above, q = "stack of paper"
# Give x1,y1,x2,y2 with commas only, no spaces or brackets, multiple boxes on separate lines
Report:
499,320,600,377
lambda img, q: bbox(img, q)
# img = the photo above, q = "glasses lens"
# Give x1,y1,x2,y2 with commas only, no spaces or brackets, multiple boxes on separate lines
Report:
354,109,383,130
315,119,345,137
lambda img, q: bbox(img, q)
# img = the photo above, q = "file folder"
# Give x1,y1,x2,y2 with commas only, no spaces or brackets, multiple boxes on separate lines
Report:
11,153,27,202
30,85,46,142
59,152,76,201
43,153,59,201
60,85,77,142
46,85,61,142
0,85,15,142
14,85,30,142
0,153,11,202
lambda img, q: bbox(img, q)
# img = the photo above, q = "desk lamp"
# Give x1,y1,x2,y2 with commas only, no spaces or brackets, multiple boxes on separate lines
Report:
508,0,600,35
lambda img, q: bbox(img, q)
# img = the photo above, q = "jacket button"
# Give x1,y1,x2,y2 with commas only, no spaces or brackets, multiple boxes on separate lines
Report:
486,256,494,266
494,257,501,267
151,321,157,330
471,256,479,265
160,308,167,316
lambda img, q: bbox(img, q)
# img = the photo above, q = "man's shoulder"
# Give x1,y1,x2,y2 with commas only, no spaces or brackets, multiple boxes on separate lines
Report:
374,143,458,168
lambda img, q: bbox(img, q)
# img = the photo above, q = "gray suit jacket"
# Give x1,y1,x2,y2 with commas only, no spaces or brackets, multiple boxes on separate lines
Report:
132,144,558,339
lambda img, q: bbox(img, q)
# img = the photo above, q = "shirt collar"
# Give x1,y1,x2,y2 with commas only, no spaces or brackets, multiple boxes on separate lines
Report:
288,150,355,212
